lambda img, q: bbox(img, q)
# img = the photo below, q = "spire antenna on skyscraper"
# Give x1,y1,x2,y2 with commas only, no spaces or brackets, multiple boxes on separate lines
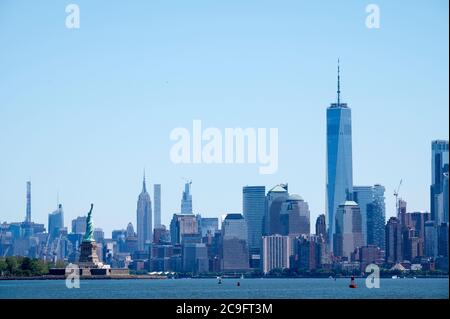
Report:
137,171,152,251
142,168,147,192
337,58,341,106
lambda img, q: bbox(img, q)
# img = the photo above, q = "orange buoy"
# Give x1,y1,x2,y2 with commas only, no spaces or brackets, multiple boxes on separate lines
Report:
349,276,357,288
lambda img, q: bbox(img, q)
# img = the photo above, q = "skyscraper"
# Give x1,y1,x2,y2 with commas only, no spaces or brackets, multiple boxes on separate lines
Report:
180,181,193,214
429,141,448,270
221,213,249,271
182,243,208,274
126,222,135,237
367,184,386,250
93,228,104,243
153,225,170,244
169,214,198,245
154,184,161,228
326,61,353,252
430,140,449,224
315,214,326,239
397,199,408,226
25,181,31,223
262,234,291,273
385,217,403,263
48,204,64,239
424,220,438,258
409,212,431,246
353,186,373,245
71,216,87,234
243,186,266,254
438,223,449,257
264,184,289,235
199,217,219,237
280,194,310,236
137,173,152,251
295,234,323,271
333,201,363,259
353,184,386,248
443,172,449,224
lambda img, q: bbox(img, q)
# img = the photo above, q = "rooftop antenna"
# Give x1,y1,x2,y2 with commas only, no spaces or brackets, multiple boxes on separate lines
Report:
337,58,341,106
142,168,147,192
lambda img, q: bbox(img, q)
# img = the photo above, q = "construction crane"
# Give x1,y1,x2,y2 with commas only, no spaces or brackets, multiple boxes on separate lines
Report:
394,179,403,217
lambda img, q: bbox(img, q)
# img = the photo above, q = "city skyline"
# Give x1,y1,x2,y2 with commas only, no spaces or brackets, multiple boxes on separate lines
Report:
0,139,444,238
0,101,447,235
0,1,448,236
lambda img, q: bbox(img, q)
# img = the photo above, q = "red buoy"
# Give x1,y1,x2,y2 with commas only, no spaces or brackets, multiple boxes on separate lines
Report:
349,276,357,288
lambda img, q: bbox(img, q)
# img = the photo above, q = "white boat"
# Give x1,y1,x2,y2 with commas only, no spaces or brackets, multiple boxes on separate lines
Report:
392,275,398,279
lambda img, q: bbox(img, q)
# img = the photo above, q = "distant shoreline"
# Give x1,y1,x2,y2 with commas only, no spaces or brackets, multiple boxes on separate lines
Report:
0,275,167,280
0,275,448,281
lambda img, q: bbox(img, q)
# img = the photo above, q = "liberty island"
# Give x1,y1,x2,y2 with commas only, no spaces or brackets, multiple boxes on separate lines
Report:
49,204,130,278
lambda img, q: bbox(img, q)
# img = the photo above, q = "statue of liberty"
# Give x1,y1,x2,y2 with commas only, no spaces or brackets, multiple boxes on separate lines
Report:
83,203,94,242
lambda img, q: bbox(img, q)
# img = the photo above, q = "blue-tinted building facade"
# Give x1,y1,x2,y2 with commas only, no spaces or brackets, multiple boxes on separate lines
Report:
326,64,353,252
243,186,266,253
430,140,449,224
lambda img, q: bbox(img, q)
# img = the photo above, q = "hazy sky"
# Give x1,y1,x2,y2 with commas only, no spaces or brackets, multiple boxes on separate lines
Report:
0,0,448,236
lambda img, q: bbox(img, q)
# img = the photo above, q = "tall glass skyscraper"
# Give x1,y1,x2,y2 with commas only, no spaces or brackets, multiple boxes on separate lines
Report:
48,204,64,239
368,184,386,250
326,61,353,252
353,186,373,245
181,181,193,214
430,140,449,224
154,184,161,228
243,186,266,253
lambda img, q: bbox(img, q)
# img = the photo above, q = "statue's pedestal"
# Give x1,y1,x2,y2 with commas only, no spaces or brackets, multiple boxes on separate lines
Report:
78,240,99,268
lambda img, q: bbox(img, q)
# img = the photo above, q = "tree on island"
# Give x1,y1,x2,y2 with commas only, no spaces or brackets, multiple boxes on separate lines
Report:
0,257,49,277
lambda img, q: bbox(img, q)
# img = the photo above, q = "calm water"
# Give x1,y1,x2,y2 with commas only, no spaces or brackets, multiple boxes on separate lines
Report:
0,278,448,299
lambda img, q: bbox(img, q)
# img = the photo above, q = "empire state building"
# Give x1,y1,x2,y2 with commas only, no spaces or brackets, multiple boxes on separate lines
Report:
137,173,152,251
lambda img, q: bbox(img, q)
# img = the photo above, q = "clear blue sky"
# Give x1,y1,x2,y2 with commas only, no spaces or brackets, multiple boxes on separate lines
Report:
0,0,448,236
